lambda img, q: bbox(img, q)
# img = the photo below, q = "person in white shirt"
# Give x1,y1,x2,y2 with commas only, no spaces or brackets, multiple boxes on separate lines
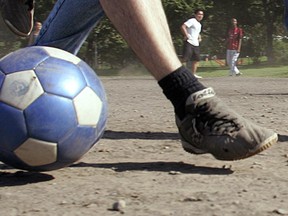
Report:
181,9,204,79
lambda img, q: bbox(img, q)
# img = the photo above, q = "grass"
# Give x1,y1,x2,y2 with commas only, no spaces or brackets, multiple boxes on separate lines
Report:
198,60,288,78
96,58,288,78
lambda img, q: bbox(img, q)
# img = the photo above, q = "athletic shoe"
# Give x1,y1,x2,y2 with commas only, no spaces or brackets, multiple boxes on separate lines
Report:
0,0,34,37
194,74,203,79
236,72,242,76
176,87,278,161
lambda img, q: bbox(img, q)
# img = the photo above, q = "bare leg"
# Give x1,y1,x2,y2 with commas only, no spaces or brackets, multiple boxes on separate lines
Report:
99,0,182,81
191,61,198,74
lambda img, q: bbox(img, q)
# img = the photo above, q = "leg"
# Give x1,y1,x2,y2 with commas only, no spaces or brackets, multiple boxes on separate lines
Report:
100,0,181,81
231,51,241,75
226,50,233,75
191,61,202,79
34,0,104,54
190,45,201,78
181,41,192,71
191,61,198,74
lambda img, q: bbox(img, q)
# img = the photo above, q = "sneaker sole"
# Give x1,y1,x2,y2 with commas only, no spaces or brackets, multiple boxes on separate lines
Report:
231,132,278,161
182,132,278,161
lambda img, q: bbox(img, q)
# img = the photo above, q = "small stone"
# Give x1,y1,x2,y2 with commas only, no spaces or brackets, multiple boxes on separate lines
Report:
222,164,232,169
273,208,288,215
169,171,181,175
112,200,126,212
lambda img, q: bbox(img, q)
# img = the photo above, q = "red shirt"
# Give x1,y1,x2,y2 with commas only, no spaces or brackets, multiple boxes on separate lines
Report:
227,27,243,50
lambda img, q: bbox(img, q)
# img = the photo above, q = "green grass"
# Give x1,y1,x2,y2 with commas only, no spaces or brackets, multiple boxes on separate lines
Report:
96,59,288,78
198,61,288,78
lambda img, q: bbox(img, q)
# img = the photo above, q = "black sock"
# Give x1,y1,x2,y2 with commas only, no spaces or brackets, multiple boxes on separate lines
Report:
158,66,206,120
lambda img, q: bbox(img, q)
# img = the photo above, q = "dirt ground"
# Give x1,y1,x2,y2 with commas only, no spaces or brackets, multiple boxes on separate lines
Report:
0,76,288,216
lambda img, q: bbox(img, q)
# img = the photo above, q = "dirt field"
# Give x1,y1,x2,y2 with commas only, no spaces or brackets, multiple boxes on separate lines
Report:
0,76,288,216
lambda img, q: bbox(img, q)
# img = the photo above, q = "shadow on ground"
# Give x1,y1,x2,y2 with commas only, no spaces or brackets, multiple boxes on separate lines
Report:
102,130,179,140
0,169,54,187
277,134,288,142
71,161,233,175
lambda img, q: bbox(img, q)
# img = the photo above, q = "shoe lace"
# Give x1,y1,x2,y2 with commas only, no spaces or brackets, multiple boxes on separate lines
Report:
192,101,242,135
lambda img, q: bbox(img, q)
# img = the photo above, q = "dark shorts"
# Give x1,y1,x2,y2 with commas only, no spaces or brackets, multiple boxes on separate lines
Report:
182,41,201,62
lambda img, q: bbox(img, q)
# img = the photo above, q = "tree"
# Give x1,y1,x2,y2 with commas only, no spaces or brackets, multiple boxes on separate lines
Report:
0,0,286,66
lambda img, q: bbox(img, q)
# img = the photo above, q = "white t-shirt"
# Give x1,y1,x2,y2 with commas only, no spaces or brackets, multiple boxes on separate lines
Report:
184,18,202,46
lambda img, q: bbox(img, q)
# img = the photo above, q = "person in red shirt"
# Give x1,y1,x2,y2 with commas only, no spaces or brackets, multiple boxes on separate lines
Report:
226,18,243,76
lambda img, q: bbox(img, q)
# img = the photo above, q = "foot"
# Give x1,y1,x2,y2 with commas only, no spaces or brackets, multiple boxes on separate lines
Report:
194,74,203,79
176,87,278,161
236,72,242,76
1,0,34,37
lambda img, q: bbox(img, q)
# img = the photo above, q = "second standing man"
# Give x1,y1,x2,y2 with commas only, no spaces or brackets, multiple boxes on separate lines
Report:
181,9,204,79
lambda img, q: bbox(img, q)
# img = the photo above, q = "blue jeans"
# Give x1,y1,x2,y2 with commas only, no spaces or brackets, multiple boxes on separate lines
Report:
34,0,104,55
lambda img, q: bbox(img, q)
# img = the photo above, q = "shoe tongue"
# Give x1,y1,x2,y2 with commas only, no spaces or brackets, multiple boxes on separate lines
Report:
189,87,215,104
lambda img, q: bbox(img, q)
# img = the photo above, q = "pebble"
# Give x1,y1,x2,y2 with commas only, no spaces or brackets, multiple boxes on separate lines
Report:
273,208,288,215
112,200,126,212
168,171,181,175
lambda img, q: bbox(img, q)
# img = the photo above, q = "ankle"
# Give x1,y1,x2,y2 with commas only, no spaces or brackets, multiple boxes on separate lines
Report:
158,66,206,119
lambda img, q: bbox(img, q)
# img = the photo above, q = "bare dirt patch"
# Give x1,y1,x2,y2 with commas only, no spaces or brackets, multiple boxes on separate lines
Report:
0,76,288,216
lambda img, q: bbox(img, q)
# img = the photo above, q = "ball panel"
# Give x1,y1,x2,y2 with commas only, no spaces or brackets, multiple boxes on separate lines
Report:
0,102,27,151
74,87,103,126
0,150,30,170
77,61,108,128
42,46,81,65
58,126,100,163
0,71,4,88
14,138,57,166
36,58,86,98
78,61,107,101
25,94,77,142
0,47,49,74
0,70,44,110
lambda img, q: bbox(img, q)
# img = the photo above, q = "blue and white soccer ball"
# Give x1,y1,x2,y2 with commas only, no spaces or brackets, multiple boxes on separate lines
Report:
0,46,107,171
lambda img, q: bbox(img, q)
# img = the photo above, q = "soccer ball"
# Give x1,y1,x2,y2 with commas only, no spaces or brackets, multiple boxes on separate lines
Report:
0,46,107,171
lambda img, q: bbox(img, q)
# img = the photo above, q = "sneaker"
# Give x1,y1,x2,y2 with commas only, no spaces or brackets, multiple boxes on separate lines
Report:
194,74,203,79
1,0,34,37
236,72,242,76
176,87,278,161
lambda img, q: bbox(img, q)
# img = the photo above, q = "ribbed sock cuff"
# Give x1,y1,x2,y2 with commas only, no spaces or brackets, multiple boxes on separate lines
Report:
158,66,206,119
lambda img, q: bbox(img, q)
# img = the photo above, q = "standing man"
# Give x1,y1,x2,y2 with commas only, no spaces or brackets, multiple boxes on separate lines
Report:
181,9,204,79
226,18,243,76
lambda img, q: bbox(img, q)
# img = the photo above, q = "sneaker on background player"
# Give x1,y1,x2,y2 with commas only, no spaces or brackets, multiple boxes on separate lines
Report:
0,0,35,37
194,74,203,79
176,87,278,160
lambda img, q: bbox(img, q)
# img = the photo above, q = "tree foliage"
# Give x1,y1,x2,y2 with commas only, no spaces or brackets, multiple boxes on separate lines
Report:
0,0,286,66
